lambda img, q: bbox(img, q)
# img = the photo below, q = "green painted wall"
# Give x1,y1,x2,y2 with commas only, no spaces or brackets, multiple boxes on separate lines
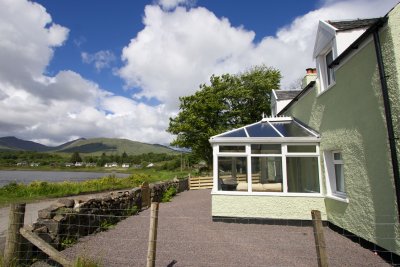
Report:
284,5,400,255
212,194,327,220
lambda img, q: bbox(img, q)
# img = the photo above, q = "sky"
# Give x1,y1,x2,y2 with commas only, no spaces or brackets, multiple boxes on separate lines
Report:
0,0,397,146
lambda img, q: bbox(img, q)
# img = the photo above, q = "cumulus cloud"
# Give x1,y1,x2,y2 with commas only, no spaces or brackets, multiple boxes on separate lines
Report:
119,0,396,110
158,0,195,10
0,0,173,145
81,50,116,72
0,0,397,146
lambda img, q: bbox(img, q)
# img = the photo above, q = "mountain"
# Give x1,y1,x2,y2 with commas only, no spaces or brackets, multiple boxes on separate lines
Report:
0,136,51,152
0,136,177,155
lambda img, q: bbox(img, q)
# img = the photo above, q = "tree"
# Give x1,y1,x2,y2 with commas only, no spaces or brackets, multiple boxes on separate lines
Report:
167,65,281,167
70,152,82,163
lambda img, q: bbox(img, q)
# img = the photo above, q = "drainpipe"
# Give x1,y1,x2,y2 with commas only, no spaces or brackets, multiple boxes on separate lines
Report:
373,29,400,219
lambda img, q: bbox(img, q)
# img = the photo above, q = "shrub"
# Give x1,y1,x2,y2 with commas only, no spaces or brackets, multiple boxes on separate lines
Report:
161,186,177,202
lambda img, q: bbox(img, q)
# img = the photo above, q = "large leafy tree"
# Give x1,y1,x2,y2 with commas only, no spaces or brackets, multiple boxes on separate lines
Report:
167,65,281,167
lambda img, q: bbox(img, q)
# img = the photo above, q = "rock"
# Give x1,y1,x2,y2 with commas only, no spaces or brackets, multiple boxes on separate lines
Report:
38,205,59,219
53,214,65,222
57,198,74,208
33,226,48,234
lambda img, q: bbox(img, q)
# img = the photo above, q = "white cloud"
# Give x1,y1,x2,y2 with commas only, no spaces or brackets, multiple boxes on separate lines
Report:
0,0,397,146
81,50,116,72
0,0,173,145
119,0,397,111
158,0,194,10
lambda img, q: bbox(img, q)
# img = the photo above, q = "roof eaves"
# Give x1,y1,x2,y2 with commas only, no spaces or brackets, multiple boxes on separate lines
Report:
277,81,316,116
329,17,387,68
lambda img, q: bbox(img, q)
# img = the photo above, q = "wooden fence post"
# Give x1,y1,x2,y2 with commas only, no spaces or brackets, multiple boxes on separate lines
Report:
3,203,26,266
311,210,328,267
146,202,159,267
142,181,151,209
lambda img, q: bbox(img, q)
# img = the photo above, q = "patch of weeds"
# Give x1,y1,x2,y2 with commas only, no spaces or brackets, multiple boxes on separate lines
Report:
100,219,116,230
60,236,77,249
56,207,74,215
74,256,102,267
161,186,177,202
124,205,139,216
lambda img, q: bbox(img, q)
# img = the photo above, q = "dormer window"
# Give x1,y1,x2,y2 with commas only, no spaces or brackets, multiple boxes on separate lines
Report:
325,50,335,86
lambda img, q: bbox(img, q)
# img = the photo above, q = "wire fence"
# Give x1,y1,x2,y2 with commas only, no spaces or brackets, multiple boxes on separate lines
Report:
2,190,400,267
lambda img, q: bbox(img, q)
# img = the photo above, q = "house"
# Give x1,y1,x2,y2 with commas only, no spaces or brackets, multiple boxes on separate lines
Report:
271,89,303,116
104,162,118,168
74,162,84,167
30,162,39,167
146,163,154,168
86,162,96,167
122,163,130,168
65,162,74,167
210,3,400,258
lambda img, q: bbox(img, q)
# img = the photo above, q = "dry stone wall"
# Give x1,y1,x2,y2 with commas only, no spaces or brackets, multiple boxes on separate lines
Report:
30,178,189,250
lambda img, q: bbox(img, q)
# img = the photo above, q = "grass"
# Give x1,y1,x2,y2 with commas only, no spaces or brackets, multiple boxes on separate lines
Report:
0,170,189,207
74,256,102,267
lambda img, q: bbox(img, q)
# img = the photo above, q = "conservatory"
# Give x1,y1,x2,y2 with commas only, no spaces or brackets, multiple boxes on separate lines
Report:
210,117,327,221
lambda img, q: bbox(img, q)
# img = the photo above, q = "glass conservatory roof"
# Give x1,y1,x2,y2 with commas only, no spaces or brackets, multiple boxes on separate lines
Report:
210,117,319,141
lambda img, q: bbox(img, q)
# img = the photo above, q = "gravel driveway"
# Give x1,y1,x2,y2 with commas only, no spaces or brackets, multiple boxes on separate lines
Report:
61,189,388,267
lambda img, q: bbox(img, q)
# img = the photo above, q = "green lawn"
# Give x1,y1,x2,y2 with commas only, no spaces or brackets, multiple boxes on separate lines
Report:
0,170,189,207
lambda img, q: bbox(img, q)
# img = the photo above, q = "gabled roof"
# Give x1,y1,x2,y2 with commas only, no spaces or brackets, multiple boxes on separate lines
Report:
327,18,379,31
274,90,302,101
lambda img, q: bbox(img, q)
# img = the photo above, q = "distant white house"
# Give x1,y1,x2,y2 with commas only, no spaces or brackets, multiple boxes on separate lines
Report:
75,162,84,167
104,162,118,168
16,161,27,166
146,163,154,168
122,163,130,168
30,162,40,167
65,162,74,167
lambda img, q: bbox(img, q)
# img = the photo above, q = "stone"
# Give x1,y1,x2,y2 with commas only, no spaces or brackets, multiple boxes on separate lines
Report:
38,206,59,219
53,214,65,222
33,226,48,234
57,198,74,208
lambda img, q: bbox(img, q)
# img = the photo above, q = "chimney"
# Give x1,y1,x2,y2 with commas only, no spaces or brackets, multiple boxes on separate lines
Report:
302,68,317,89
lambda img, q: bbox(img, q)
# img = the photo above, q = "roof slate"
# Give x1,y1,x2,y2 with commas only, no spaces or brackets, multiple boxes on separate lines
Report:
327,18,379,31
275,90,301,100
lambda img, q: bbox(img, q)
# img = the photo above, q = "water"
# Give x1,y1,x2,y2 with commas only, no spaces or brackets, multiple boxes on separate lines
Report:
0,171,130,187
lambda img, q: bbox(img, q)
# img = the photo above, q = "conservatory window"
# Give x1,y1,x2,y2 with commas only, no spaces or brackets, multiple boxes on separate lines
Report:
249,157,283,192
287,157,320,193
218,157,247,191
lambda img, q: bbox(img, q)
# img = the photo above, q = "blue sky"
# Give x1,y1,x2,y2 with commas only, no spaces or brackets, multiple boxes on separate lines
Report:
0,0,397,145
34,0,320,100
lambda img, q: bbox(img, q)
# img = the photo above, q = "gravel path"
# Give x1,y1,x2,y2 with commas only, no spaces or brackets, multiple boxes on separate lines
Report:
62,189,388,267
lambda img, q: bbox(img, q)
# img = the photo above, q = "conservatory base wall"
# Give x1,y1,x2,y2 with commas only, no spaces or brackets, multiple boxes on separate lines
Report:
212,194,327,220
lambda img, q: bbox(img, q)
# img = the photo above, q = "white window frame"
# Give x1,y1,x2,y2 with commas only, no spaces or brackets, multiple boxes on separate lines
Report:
212,143,322,197
324,150,348,202
317,44,337,94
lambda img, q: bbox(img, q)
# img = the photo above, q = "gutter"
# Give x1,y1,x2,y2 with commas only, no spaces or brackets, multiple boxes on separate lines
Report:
372,24,400,219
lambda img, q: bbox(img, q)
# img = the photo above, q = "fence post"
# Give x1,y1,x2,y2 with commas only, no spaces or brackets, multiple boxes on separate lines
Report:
311,210,328,267
142,181,151,209
146,202,159,267
3,203,26,266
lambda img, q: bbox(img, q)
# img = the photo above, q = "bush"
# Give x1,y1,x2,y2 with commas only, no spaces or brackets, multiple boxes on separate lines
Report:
161,186,177,202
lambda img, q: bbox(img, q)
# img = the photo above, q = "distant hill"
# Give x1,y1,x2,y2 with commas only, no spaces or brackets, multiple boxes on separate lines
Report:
0,136,177,155
0,136,51,152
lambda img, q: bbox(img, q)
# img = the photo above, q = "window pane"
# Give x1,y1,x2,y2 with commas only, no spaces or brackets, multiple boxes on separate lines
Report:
270,121,312,137
251,157,283,192
333,152,342,160
251,144,281,154
287,145,316,153
219,146,245,153
326,51,334,85
287,157,320,193
334,164,345,193
220,128,247,138
218,157,247,191
246,122,280,137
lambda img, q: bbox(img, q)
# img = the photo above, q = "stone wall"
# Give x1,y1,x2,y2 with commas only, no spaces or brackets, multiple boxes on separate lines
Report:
29,178,189,251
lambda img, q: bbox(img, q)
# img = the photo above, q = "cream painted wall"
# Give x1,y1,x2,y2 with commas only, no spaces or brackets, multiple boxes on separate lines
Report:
212,194,327,220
